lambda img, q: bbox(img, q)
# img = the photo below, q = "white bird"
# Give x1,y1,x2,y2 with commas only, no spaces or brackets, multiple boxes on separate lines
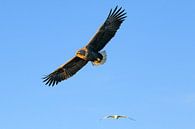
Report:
102,115,136,121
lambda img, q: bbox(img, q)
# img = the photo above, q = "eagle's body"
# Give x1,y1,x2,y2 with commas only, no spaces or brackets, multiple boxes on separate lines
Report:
43,6,127,86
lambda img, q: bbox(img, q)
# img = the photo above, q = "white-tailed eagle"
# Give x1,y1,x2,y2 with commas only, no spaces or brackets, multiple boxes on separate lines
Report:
43,6,127,86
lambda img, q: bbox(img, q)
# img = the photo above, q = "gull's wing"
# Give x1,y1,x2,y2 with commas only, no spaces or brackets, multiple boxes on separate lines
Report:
86,6,127,52
118,115,128,118
127,117,136,121
118,115,136,121
43,56,88,86
101,115,114,119
106,115,114,118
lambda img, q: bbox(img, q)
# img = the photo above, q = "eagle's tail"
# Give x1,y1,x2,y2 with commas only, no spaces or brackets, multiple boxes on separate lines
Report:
92,50,107,66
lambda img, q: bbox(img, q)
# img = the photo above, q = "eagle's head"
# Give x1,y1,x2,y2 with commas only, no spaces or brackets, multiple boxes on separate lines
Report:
76,48,88,60
77,49,86,55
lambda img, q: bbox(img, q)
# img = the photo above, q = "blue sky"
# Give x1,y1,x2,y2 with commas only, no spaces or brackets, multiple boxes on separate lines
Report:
0,0,195,129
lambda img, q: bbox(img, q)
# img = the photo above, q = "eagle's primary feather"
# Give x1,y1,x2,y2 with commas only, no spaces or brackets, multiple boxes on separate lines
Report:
86,6,127,52
43,57,88,86
43,6,127,86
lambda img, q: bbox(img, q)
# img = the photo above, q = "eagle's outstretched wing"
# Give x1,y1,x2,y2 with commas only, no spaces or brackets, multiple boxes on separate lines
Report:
43,56,88,86
86,6,127,52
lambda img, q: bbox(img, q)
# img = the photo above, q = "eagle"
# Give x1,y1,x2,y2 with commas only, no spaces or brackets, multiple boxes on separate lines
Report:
43,6,127,86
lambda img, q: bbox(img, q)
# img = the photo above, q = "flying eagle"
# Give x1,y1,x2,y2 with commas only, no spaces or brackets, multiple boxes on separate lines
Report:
43,6,127,86
103,115,136,121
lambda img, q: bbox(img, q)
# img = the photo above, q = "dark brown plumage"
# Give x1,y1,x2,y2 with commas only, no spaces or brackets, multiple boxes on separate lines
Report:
43,6,127,86
86,6,127,52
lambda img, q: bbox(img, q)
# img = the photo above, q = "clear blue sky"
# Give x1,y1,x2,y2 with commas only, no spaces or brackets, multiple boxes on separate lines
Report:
0,0,195,129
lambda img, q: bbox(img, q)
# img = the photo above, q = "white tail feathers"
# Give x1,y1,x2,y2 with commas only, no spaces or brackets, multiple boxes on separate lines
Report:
92,51,107,66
